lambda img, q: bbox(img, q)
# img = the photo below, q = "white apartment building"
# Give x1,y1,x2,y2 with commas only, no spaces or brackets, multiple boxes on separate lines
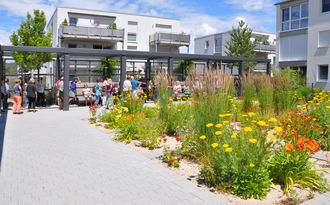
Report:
275,0,330,90
194,31,277,69
47,7,190,53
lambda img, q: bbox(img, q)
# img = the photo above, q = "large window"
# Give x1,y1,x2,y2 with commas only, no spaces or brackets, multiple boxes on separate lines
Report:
205,40,209,49
155,24,172,29
215,39,222,53
282,3,308,31
69,17,77,26
323,0,330,12
127,46,137,50
319,65,329,81
127,33,137,41
319,30,330,47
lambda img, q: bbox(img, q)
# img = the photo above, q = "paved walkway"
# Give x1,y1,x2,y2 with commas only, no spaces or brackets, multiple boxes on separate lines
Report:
0,107,229,205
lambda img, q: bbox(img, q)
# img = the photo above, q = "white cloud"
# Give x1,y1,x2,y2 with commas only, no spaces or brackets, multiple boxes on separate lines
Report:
0,28,12,45
225,0,275,11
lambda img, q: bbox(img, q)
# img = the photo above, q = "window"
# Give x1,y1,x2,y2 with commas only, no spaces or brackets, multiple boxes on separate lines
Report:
93,45,102,49
205,40,209,49
127,46,137,50
319,31,330,47
69,17,77,26
128,21,138,26
127,33,137,41
319,65,329,81
155,24,172,29
68,44,77,48
215,39,222,52
323,0,330,12
104,45,113,50
281,3,308,31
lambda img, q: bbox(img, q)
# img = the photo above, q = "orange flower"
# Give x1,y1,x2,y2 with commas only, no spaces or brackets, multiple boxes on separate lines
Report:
284,143,295,152
126,114,135,121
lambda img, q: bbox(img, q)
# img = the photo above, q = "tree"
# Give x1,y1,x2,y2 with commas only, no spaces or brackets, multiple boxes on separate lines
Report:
225,20,260,71
62,18,68,26
174,60,194,80
10,10,53,75
93,58,119,78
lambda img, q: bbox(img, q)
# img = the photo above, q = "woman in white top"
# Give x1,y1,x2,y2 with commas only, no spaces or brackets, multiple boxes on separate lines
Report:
123,76,132,97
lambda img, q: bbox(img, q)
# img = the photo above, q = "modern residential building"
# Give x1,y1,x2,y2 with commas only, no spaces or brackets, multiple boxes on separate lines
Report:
275,0,330,90
47,7,190,53
194,31,277,69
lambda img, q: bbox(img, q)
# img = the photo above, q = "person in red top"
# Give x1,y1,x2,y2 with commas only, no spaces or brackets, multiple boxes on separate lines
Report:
56,76,63,105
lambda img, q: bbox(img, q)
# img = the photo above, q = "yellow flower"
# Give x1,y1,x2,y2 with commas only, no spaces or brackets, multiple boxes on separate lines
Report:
244,127,252,132
200,135,206,140
268,118,277,122
274,127,283,132
225,113,231,117
249,138,257,144
251,120,257,123
206,123,214,128
312,118,316,121
219,114,226,117
249,163,255,167
211,143,219,148
178,109,181,112
223,121,229,124
231,133,238,139
215,124,223,128
268,135,276,139
215,131,222,135
257,121,268,126
247,112,256,116
326,106,330,109
241,114,248,117
222,144,229,148
225,148,232,152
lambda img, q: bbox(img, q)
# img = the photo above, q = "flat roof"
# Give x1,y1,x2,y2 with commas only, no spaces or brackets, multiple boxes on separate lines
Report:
275,0,295,5
57,7,180,21
194,30,275,40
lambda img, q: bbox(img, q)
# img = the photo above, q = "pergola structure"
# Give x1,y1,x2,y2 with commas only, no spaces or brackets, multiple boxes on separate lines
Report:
0,45,271,111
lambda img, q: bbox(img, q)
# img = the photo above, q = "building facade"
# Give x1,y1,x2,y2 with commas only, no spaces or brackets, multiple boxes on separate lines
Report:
47,7,190,53
194,31,277,70
275,0,330,90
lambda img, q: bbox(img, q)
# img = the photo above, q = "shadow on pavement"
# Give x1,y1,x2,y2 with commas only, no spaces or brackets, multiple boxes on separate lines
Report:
0,110,8,169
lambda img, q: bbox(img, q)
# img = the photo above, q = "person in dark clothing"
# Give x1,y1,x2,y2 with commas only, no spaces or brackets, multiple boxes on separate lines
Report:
26,78,37,112
1,78,9,112
36,77,45,107
139,76,148,101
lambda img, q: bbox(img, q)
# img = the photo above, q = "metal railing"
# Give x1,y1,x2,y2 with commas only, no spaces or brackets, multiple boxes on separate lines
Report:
150,32,190,45
254,44,276,52
60,25,124,39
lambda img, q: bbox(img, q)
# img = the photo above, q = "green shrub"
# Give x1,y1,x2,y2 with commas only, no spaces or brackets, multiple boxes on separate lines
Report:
136,117,164,148
242,74,255,111
201,126,272,199
310,100,330,150
268,150,328,194
166,102,192,135
116,114,138,143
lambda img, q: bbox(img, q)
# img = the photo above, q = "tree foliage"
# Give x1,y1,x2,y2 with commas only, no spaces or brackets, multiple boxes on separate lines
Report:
94,57,120,78
10,9,53,70
225,20,260,71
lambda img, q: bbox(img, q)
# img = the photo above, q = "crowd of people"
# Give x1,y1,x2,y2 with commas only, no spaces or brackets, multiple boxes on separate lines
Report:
1,77,46,114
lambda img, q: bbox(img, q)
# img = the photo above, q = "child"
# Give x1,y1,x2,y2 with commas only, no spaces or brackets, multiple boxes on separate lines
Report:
112,83,119,105
82,84,92,106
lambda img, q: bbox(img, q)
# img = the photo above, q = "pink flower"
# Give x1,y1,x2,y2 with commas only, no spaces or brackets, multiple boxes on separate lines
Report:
170,150,175,155
177,157,181,161
169,159,174,163
176,137,180,141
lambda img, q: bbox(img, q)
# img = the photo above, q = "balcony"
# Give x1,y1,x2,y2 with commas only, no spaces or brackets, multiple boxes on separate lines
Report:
253,44,276,52
150,32,190,46
59,25,124,42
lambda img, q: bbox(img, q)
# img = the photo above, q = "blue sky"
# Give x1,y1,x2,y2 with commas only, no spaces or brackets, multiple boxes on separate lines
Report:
0,0,279,46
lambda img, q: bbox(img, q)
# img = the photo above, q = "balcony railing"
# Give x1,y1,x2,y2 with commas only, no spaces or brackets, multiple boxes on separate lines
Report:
150,32,190,46
59,25,124,41
254,44,276,52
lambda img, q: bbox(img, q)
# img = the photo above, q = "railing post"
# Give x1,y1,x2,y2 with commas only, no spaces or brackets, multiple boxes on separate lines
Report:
119,55,127,94
63,54,70,111
266,62,271,76
168,57,173,77
239,61,245,96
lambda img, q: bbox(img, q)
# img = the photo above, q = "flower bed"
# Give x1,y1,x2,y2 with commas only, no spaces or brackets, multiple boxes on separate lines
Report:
88,69,329,204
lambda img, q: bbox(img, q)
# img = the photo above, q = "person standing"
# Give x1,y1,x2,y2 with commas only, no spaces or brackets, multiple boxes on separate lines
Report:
106,78,114,107
1,78,9,112
123,76,132,97
26,78,37,112
36,77,45,107
69,77,79,104
56,76,63,105
12,79,22,114
23,79,29,108
94,79,102,105
58,76,64,109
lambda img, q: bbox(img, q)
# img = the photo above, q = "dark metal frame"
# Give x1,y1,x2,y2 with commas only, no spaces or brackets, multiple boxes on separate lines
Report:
0,45,271,111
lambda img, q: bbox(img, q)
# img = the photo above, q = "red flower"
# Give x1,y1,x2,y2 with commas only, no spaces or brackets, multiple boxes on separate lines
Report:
170,150,175,155
162,135,166,138
176,137,180,141
163,138,167,142
177,157,181,161
169,159,174,163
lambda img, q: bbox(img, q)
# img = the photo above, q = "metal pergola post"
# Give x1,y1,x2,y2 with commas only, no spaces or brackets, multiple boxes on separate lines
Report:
168,57,173,76
0,53,3,111
56,57,61,80
145,59,151,81
266,62,271,76
238,61,245,96
63,54,70,111
119,55,126,94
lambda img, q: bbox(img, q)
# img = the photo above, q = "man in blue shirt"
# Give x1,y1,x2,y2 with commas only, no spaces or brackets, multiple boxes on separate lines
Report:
130,76,140,91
